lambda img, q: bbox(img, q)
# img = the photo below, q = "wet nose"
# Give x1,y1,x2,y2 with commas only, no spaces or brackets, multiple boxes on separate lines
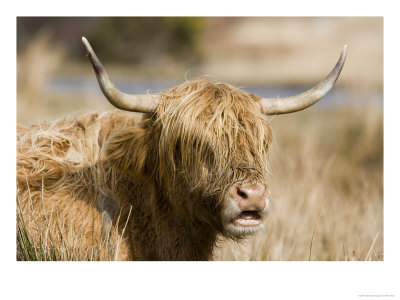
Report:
233,184,267,211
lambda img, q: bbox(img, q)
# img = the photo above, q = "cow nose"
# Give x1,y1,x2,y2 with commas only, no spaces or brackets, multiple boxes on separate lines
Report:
233,184,267,211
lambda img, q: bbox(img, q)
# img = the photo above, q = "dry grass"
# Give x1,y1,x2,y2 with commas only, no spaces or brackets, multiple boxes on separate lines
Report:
17,192,131,261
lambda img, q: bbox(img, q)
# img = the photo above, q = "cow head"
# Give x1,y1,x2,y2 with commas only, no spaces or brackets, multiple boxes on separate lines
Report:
82,37,346,239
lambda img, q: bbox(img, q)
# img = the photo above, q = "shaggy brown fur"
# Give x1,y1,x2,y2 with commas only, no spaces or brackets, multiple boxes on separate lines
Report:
17,80,272,260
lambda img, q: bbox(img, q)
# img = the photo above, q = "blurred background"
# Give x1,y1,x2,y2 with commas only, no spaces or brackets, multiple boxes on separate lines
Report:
17,17,383,260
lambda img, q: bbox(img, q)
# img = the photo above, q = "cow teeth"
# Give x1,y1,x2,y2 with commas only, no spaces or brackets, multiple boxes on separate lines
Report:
233,217,262,227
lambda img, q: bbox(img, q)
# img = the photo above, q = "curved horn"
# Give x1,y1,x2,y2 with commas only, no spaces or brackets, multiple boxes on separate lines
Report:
82,37,158,113
259,45,347,115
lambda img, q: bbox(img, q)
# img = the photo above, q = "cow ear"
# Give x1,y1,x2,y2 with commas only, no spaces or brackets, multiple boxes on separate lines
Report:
104,127,149,181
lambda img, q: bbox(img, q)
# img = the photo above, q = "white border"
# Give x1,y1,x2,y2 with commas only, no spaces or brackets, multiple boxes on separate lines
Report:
2,1,399,299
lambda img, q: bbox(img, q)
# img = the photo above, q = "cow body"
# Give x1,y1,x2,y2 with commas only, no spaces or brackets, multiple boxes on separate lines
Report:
17,81,272,260
17,39,346,260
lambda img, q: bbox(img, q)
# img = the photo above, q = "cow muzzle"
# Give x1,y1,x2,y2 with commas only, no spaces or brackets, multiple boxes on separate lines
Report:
222,183,269,237
232,184,267,227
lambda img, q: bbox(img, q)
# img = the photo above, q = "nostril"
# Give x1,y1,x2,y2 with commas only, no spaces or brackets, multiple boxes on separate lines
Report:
234,185,267,212
236,187,248,199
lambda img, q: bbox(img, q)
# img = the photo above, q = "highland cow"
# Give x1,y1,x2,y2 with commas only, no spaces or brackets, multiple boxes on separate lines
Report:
16,37,346,260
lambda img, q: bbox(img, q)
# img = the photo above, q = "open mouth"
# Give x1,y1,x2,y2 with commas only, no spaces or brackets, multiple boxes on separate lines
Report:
232,210,262,227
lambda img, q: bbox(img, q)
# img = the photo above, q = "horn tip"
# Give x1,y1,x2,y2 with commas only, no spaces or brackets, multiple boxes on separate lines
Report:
342,44,348,56
81,36,93,59
82,36,89,48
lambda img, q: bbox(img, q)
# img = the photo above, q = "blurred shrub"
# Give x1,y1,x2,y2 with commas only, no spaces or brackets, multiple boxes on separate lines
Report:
89,17,206,64
17,17,207,64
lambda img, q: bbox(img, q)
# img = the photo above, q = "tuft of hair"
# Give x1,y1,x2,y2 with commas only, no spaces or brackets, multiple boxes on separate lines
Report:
16,111,137,260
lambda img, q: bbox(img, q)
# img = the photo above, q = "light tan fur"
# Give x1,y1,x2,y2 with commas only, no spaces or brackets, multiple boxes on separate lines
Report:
17,80,272,260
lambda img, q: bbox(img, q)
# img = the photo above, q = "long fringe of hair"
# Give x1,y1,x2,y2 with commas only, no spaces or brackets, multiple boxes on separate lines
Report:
155,80,272,202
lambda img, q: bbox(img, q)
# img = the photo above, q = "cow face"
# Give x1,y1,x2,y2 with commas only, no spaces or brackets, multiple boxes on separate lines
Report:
157,80,272,237
106,80,272,238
